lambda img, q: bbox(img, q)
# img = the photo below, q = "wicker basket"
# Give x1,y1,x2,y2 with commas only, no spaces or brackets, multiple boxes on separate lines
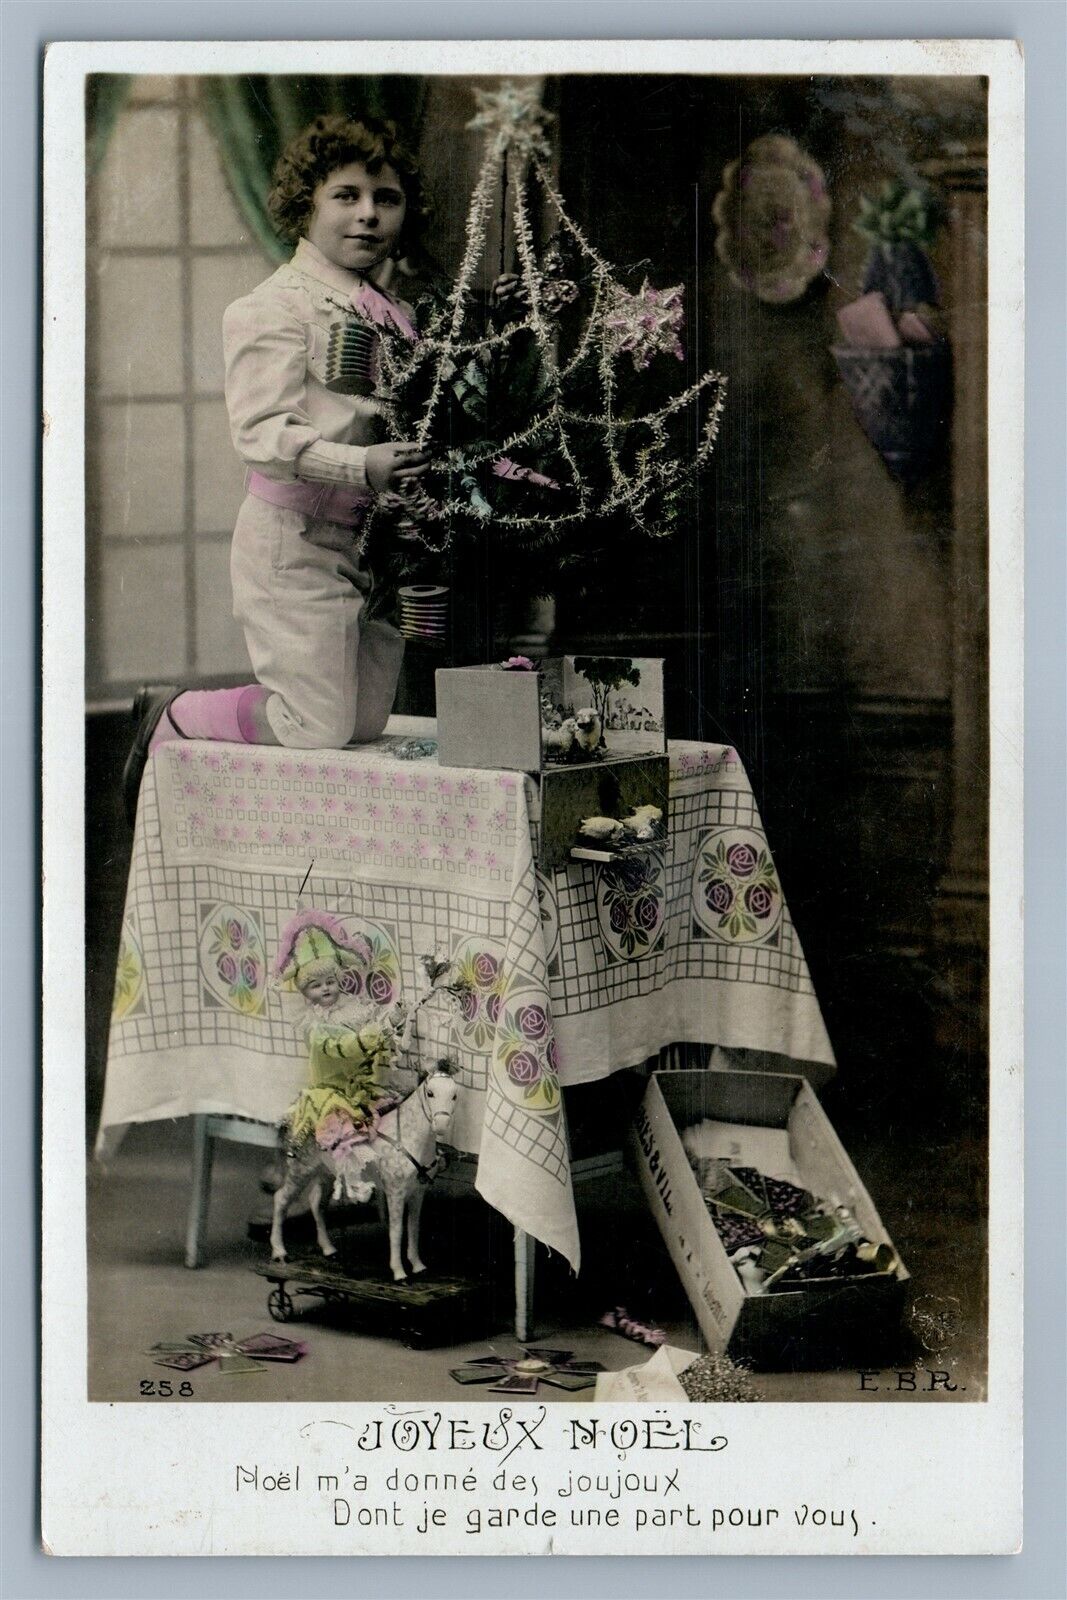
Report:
832,340,952,482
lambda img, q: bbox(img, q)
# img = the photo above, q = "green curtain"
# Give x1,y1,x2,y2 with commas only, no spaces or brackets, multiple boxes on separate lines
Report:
86,74,132,171
199,76,429,263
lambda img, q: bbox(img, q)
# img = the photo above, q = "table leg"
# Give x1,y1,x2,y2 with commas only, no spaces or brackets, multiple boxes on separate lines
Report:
514,1228,536,1342
185,1115,215,1269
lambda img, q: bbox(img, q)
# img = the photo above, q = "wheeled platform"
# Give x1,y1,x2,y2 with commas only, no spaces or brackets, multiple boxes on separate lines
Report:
252,1256,490,1348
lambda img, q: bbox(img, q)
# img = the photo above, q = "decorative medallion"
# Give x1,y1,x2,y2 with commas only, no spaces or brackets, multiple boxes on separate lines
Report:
491,989,562,1115
712,134,831,304
111,913,146,1021
450,936,508,1055
335,918,402,1007
197,904,267,1015
596,850,667,962
692,828,783,944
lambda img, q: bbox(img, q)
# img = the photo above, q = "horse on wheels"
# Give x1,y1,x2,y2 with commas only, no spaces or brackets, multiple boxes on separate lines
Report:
269,1061,459,1281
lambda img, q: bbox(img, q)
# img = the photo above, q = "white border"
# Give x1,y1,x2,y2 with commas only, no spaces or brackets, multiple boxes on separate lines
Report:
42,37,1024,1558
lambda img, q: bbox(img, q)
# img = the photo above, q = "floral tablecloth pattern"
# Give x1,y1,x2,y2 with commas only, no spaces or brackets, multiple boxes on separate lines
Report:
101,731,833,1271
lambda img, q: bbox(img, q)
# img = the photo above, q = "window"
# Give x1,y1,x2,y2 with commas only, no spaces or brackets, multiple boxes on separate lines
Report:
86,76,271,703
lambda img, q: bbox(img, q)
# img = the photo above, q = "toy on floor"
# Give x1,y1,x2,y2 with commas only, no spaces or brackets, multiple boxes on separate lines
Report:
271,1059,459,1281
253,1257,486,1348
449,1347,605,1393
688,1152,899,1294
598,1306,667,1348
144,1331,307,1376
269,910,464,1280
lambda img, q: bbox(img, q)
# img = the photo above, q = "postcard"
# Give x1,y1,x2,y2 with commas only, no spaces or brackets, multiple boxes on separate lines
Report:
42,36,1023,1556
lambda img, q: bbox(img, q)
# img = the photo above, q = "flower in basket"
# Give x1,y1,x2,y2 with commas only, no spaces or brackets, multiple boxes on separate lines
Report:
832,179,949,481
854,180,942,313
500,655,539,671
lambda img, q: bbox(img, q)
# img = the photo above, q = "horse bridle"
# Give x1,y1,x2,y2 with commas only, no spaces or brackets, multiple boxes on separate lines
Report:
373,1074,451,1186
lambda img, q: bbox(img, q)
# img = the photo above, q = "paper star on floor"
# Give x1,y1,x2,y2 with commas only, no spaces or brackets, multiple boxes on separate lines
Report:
450,1347,605,1394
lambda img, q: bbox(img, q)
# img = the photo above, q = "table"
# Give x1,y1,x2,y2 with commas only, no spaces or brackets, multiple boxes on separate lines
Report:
101,719,834,1273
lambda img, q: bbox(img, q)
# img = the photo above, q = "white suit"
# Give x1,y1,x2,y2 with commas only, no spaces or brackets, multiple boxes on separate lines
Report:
224,237,408,748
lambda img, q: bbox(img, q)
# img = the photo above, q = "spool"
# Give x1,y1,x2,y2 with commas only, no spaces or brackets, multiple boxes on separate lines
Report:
397,584,449,645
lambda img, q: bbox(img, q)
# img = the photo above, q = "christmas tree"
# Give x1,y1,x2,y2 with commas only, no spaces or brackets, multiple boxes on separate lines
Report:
362,82,728,599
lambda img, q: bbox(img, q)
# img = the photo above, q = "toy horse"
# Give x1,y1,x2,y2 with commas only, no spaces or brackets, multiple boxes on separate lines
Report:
270,1061,459,1281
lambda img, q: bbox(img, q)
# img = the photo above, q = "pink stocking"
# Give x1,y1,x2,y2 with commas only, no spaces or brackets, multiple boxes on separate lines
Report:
148,685,269,752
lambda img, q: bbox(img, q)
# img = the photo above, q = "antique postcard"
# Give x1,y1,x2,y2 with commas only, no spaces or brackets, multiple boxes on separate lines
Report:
42,37,1023,1556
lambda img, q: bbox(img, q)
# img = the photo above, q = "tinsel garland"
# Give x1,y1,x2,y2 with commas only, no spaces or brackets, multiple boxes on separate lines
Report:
363,82,728,570
678,1352,762,1404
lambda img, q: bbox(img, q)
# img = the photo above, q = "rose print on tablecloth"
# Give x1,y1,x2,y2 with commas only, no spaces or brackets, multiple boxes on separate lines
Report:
197,903,267,1014
111,913,147,1021
692,826,783,944
450,935,508,1054
596,850,666,961
492,990,562,1114
335,918,402,1007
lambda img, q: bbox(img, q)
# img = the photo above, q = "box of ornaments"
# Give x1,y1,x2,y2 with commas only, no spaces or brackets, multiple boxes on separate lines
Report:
435,656,669,872
631,1068,908,1369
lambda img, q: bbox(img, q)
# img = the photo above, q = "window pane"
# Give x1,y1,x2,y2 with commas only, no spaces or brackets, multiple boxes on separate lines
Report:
188,110,254,247
193,398,245,532
95,107,180,248
95,256,183,396
194,539,249,675
127,75,178,103
191,254,269,394
99,543,187,682
95,401,185,537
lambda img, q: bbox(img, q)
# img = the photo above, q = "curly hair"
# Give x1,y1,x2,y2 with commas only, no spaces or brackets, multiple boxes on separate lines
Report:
267,113,429,255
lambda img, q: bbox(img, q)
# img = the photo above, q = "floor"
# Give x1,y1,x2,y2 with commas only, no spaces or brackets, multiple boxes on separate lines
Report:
87,1116,988,1405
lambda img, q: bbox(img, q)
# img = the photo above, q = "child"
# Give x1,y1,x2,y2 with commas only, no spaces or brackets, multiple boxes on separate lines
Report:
273,910,406,1191
123,113,433,822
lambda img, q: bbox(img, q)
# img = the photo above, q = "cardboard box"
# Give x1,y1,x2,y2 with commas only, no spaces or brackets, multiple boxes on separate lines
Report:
435,657,666,773
538,754,669,873
544,656,666,760
434,666,543,772
631,1070,908,1369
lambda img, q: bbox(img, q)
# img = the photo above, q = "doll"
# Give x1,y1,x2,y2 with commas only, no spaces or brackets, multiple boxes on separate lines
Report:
273,909,407,1202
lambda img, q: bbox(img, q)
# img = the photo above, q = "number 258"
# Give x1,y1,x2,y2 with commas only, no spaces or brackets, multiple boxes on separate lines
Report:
139,1379,194,1397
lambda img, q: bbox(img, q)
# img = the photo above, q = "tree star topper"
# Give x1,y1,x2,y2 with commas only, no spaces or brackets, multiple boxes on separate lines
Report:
466,80,556,158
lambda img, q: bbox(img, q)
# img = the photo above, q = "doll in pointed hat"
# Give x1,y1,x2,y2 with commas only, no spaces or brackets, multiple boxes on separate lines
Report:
272,910,407,1186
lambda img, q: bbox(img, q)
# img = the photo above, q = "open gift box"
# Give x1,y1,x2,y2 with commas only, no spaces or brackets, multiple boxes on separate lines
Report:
435,656,666,771
435,659,669,872
631,1069,909,1369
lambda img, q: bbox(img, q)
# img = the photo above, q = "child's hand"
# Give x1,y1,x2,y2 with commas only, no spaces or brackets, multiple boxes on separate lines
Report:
366,442,430,494
490,273,528,319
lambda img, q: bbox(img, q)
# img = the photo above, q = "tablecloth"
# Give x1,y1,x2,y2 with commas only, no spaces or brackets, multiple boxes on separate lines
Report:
101,724,833,1270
